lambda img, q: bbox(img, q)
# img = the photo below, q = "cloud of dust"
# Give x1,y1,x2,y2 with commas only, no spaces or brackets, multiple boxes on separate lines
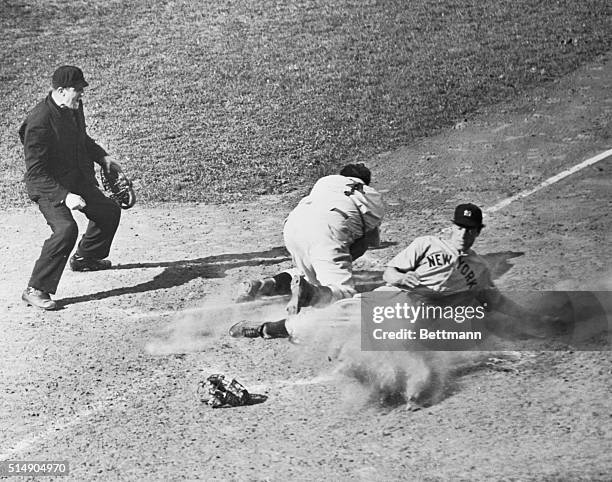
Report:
145,293,489,408
284,301,490,408
145,295,289,355
500,270,612,348
144,270,611,405
306,273,612,407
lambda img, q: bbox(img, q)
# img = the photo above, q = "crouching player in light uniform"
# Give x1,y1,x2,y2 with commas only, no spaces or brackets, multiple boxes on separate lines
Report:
230,164,384,338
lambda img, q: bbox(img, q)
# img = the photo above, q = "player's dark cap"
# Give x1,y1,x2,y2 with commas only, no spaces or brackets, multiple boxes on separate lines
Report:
340,163,371,185
52,65,89,89
453,203,484,228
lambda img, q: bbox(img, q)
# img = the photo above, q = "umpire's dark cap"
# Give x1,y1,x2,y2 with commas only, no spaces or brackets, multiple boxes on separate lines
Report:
453,203,484,228
52,65,89,89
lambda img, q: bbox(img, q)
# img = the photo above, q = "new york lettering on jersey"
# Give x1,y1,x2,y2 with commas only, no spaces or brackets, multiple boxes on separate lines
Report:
442,253,491,292
388,236,491,294
425,252,453,268
388,236,459,291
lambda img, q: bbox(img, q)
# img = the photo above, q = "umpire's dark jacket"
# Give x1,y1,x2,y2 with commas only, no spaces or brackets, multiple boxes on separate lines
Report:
19,93,107,206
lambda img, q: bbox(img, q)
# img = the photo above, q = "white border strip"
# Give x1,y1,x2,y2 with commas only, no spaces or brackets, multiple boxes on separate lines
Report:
485,148,612,213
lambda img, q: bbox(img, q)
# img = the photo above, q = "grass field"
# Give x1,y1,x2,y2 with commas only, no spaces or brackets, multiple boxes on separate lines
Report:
0,0,610,205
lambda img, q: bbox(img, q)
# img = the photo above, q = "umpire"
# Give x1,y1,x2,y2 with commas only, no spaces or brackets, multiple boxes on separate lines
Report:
19,65,123,310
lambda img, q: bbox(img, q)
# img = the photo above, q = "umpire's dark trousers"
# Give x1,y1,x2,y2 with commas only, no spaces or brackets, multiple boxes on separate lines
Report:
29,184,121,294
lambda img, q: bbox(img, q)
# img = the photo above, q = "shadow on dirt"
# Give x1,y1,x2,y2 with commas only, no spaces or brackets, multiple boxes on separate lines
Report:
112,246,290,270
368,241,399,250
480,251,525,280
199,394,269,410
57,246,290,307
244,394,268,406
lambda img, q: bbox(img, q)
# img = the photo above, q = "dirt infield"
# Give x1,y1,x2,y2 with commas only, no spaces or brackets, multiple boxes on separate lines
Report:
1,54,610,480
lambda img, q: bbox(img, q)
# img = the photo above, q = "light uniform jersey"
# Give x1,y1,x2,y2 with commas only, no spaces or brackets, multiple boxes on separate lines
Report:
386,235,500,308
283,174,385,301
295,174,385,240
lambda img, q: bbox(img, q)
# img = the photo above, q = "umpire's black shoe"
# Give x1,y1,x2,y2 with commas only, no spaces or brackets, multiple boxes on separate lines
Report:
69,254,112,272
22,287,57,311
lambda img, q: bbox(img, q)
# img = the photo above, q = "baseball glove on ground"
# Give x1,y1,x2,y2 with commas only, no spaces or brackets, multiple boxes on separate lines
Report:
198,374,251,408
100,167,136,209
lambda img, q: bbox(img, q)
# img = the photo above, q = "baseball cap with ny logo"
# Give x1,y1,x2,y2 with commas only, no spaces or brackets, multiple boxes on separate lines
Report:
452,203,483,228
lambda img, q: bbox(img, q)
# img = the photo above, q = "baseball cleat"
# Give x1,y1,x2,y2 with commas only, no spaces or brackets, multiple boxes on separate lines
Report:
235,278,279,302
286,274,314,315
234,280,263,303
229,321,264,338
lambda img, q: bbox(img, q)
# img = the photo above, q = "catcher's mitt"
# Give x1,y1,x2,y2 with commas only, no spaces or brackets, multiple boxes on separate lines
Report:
100,167,136,209
198,374,251,408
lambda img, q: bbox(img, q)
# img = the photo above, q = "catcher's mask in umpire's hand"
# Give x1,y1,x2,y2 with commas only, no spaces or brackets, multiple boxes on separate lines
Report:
100,168,136,209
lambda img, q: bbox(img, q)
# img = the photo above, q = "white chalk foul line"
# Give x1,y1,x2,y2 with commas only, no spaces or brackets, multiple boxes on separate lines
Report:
0,362,172,460
485,148,612,213
0,401,109,461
